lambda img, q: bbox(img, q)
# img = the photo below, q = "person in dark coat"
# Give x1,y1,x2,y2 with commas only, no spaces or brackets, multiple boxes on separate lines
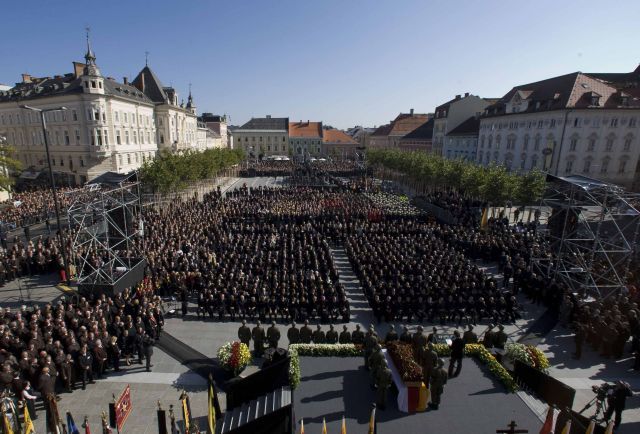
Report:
78,345,94,390
448,330,465,377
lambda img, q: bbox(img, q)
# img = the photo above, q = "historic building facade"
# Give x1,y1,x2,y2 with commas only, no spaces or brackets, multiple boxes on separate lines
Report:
0,41,158,185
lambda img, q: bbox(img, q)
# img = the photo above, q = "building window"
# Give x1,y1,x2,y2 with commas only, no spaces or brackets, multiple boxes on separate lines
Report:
569,138,578,151
605,138,614,152
583,159,591,174
565,159,574,173
619,159,627,174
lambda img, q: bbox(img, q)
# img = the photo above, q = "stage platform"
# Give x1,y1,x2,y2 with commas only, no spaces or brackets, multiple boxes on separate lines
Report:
294,356,542,434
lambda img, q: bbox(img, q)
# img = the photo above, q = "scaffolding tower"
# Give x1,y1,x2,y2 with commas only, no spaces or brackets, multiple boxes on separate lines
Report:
67,172,146,296
535,174,640,299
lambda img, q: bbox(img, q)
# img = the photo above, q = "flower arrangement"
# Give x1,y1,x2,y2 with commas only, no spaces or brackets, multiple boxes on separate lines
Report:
288,344,362,389
505,343,549,372
386,341,423,382
217,341,252,376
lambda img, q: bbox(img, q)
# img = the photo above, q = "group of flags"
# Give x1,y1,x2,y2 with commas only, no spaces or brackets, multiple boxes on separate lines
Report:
539,405,615,434
299,405,377,434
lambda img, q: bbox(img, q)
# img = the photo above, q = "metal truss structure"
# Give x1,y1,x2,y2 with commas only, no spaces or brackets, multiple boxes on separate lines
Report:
67,173,144,290
535,174,640,299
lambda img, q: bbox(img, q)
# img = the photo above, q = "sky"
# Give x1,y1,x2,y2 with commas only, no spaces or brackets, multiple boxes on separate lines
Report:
1,0,639,129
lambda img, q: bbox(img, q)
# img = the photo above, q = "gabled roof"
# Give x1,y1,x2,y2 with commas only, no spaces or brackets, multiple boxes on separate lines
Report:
401,118,434,140
446,116,480,136
289,121,323,138
322,129,358,144
239,117,289,130
132,66,167,103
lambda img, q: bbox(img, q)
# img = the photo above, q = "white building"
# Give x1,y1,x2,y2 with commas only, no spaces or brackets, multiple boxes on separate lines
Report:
0,41,158,185
433,93,495,156
132,67,198,152
233,116,289,158
477,68,640,189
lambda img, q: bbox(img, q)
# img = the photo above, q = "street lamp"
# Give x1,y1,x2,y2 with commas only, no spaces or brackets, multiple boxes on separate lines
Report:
20,105,71,285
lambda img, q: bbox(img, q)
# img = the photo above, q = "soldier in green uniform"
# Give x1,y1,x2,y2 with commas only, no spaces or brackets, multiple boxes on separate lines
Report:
252,321,266,357
413,325,427,350
267,321,281,349
351,324,365,345
385,324,399,343
300,320,313,344
494,324,508,349
376,365,393,410
429,358,448,410
287,322,300,345
363,326,378,370
400,326,412,343
312,325,325,344
339,325,352,344
421,342,438,386
326,324,339,344
463,325,478,344
238,320,251,347
483,324,495,348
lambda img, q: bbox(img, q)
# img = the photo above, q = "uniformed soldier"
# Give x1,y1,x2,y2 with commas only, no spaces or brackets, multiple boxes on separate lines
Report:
326,324,338,344
238,320,252,347
463,325,478,344
429,358,448,410
312,325,325,344
368,343,386,383
385,324,399,343
287,322,300,345
300,320,313,344
483,324,495,348
252,321,266,357
421,342,438,386
400,326,412,343
267,321,281,349
351,324,365,345
364,326,378,370
413,325,427,349
376,365,393,410
494,324,508,349
339,325,352,344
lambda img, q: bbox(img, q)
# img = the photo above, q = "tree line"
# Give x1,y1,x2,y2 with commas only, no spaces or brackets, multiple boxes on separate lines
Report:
367,149,546,205
139,148,244,193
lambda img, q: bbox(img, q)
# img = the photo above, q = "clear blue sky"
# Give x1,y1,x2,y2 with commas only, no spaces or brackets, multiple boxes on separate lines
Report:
1,0,638,129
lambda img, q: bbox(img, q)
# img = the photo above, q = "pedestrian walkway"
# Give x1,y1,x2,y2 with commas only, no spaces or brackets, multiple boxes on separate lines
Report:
328,246,375,327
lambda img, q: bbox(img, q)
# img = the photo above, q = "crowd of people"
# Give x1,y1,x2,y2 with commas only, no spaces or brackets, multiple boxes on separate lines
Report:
0,290,161,419
0,187,74,229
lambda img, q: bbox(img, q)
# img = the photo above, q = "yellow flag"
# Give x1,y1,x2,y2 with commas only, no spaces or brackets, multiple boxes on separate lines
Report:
584,420,595,434
341,416,347,434
3,412,14,434
322,418,327,434
560,420,571,434
24,405,35,434
603,421,614,434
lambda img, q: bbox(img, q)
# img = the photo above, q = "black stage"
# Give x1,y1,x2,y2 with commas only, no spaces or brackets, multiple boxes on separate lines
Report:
294,356,542,434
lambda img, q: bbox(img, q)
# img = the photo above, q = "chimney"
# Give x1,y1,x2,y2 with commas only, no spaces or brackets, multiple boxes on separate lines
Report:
22,73,32,83
464,92,469,97
123,77,128,85
455,94,461,100
410,108,414,115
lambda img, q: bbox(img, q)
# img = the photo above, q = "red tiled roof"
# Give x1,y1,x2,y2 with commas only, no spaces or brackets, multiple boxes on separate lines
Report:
289,121,323,138
322,129,358,144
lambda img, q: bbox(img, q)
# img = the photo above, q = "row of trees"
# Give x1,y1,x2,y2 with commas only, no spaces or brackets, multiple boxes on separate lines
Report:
139,148,244,193
367,149,546,205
